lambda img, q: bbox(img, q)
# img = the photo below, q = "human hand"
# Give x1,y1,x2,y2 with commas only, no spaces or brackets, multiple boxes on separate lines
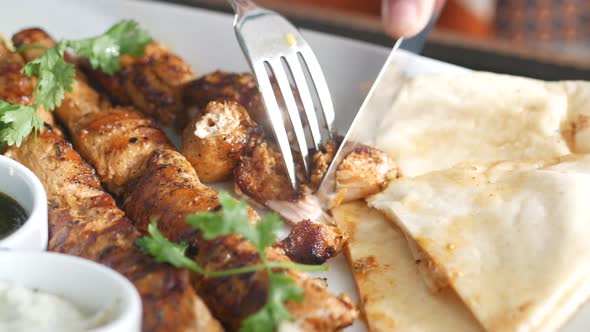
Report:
382,0,446,37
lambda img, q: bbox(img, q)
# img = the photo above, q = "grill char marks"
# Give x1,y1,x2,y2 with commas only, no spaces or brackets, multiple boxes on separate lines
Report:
0,45,219,331
0,40,221,332
6,128,221,332
82,42,194,125
280,220,349,265
124,148,271,328
184,71,268,130
235,137,304,203
123,149,219,244
181,100,259,183
13,28,176,197
183,71,303,134
72,105,174,196
14,28,358,331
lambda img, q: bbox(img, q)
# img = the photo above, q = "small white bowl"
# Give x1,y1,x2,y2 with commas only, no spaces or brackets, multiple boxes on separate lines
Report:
0,251,142,332
0,155,48,251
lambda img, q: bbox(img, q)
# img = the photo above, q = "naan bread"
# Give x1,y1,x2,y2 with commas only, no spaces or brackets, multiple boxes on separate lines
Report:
367,73,590,292
368,155,590,332
371,72,585,177
333,201,483,332
342,72,590,330
554,80,590,154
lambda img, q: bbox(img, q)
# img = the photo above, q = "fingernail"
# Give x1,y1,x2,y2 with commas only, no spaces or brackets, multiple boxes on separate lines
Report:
383,0,420,37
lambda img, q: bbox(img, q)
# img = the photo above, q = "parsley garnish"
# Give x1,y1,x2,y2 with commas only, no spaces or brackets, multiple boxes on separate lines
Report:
0,20,152,147
137,191,328,332
0,102,41,147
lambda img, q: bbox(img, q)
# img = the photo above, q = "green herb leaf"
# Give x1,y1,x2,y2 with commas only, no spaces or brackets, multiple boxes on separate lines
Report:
136,221,202,271
186,191,283,252
66,36,120,75
66,20,152,75
105,20,153,57
240,305,273,332
0,101,42,146
140,191,327,332
186,191,256,242
241,273,304,332
1,20,153,147
254,213,282,250
21,45,75,111
138,220,275,277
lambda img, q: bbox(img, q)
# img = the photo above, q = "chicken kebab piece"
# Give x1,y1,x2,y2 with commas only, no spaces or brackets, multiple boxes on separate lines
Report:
182,100,259,182
184,71,271,131
83,41,194,126
181,95,326,222
14,28,358,331
81,37,353,265
0,40,222,332
183,71,398,219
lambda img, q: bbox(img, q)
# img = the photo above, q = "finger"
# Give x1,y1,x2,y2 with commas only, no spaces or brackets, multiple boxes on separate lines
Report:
382,0,439,38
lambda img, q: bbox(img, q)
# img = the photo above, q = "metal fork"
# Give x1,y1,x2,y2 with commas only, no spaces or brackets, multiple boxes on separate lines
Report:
228,0,335,189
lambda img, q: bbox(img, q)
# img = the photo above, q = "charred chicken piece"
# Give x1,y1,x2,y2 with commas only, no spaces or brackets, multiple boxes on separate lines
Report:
184,71,267,129
14,28,358,331
235,137,302,203
6,129,222,332
81,42,194,125
182,100,258,182
185,71,397,202
15,30,175,197
0,44,221,332
335,145,398,202
124,148,355,330
124,148,220,242
74,105,174,196
183,71,303,134
0,51,35,106
310,138,340,190
310,140,398,205
279,220,349,265
234,137,324,224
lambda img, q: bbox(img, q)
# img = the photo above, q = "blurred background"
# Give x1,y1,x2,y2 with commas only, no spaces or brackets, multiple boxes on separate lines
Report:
162,0,590,80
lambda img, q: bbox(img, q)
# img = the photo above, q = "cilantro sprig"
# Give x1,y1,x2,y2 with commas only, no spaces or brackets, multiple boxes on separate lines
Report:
0,20,152,146
137,191,328,332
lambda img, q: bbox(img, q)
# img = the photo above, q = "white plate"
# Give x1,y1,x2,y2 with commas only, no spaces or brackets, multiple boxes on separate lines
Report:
1,0,588,330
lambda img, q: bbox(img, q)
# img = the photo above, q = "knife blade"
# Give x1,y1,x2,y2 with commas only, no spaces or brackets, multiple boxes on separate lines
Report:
316,38,406,209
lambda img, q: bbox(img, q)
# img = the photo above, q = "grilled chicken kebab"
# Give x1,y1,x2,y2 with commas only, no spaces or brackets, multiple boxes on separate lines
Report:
183,71,398,219
83,35,396,214
181,91,321,223
182,100,259,183
84,36,395,260
278,220,347,265
184,71,270,131
0,40,222,332
84,42,194,126
13,28,358,331
83,36,360,264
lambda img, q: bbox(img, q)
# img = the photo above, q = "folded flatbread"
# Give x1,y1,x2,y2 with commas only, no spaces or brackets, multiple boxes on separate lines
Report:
369,72,590,178
332,201,483,332
339,72,590,331
367,72,590,292
368,155,590,332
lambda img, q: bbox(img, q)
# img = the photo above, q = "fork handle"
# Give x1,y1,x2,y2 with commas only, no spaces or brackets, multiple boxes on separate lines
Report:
227,0,259,16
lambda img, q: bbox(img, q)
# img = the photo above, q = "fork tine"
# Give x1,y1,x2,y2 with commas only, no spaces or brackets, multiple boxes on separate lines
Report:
252,61,298,189
268,58,311,176
284,53,322,151
298,46,335,136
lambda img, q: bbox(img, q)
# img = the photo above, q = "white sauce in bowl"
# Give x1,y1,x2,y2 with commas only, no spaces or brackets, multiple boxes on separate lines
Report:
0,281,114,332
